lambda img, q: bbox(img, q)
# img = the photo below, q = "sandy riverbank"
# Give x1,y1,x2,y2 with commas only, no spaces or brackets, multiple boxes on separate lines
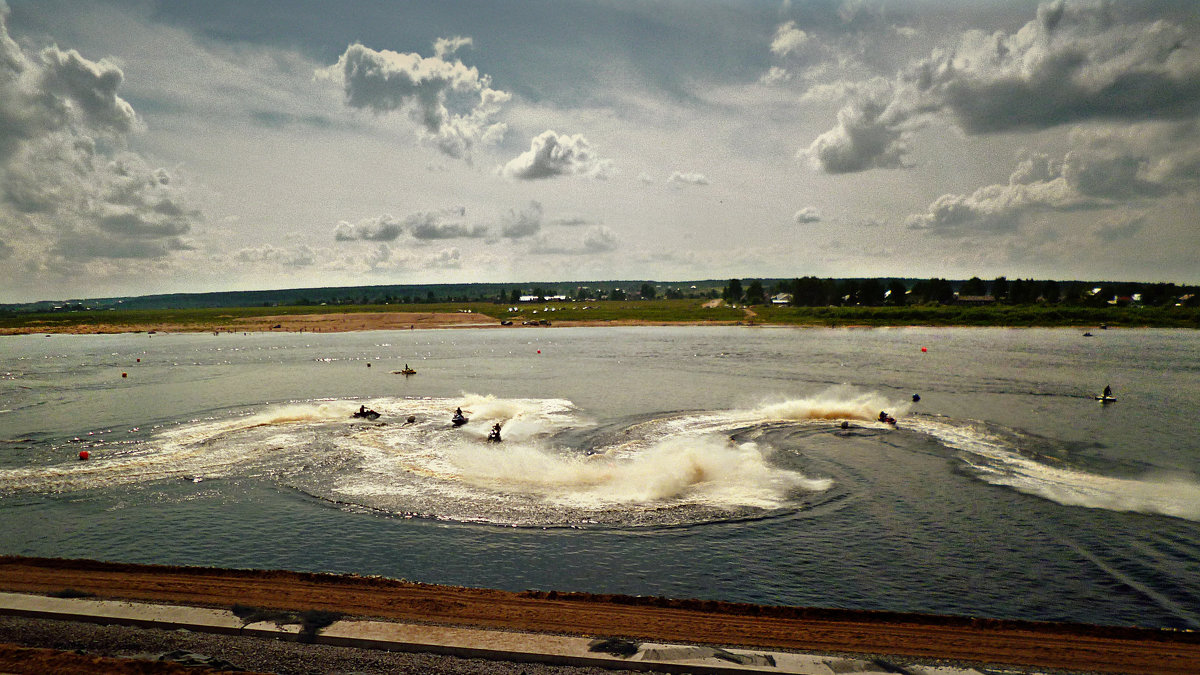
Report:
0,312,499,335
1,556,1198,674
0,311,750,335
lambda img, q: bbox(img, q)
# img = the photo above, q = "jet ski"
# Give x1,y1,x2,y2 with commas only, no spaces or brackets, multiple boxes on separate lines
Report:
353,407,380,420
452,413,468,426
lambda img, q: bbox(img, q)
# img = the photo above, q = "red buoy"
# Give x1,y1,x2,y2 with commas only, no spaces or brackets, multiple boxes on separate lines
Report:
78,450,89,461
921,347,927,352
122,372,128,377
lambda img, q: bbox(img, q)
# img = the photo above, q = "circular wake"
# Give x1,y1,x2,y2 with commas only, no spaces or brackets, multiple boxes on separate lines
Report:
0,394,835,527
7,388,1186,525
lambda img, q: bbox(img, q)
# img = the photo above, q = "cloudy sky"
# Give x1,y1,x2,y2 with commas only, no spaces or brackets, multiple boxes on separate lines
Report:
1,0,1198,302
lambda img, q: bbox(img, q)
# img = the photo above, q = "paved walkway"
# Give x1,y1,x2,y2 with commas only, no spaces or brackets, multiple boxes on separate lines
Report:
0,591,1051,674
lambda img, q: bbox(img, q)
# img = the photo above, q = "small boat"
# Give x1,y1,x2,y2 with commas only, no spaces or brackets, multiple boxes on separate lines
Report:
353,408,381,420
393,368,416,375
1095,396,1117,403
1082,332,1094,337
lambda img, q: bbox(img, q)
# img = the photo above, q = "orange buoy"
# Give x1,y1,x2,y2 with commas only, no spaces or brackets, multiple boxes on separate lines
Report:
78,450,89,460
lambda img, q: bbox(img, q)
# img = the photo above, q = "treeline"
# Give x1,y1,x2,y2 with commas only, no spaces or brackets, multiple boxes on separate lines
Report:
3,277,1197,314
721,276,1199,308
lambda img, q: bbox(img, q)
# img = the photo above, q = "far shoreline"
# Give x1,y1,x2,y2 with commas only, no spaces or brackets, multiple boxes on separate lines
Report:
2,300,1197,335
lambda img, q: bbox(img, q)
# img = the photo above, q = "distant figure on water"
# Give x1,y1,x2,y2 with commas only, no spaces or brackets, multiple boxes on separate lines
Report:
488,423,502,443
452,407,468,426
1103,385,1112,398
912,394,920,402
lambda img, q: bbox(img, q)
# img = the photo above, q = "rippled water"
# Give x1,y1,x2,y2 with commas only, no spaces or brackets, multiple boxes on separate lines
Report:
1,326,1198,628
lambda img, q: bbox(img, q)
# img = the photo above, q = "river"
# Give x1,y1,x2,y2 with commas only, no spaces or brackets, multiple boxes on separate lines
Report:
1,326,1197,628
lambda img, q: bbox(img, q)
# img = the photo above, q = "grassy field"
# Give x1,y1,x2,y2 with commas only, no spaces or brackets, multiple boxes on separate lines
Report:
749,303,1200,328
1,300,1197,332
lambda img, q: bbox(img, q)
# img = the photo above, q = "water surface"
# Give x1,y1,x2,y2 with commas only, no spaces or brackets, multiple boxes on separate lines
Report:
1,326,1197,628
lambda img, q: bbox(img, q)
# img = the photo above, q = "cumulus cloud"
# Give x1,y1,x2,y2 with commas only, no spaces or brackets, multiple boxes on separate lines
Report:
807,0,1200,173
550,216,591,227
0,8,138,162
0,4,201,272
529,225,619,255
793,206,821,223
759,66,792,85
500,201,543,239
667,171,710,186
906,121,1200,235
1094,215,1145,242
334,214,405,241
433,36,472,59
235,244,316,267
582,226,619,253
803,92,911,173
334,207,487,242
424,247,462,269
321,41,510,159
770,21,810,57
405,207,488,239
501,130,614,180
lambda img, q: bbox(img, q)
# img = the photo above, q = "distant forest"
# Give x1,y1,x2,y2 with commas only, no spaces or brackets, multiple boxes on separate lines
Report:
3,276,1197,313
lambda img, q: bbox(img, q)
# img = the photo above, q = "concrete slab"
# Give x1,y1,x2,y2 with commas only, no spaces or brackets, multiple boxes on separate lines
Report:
0,592,1040,674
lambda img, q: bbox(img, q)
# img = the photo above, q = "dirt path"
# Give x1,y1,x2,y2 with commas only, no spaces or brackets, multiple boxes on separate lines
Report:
1,557,1198,674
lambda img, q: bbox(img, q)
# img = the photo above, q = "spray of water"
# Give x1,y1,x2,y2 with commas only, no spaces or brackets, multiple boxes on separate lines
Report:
754,385,909,422
20,389,1190,525
909,416,1200,522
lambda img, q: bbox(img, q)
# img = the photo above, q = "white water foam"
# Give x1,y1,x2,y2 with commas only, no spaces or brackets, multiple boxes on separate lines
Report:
333,394,831,519
446,434,830,509
0,401,355,492
3,393,857,524
753,385,910,423
908,415,1200,522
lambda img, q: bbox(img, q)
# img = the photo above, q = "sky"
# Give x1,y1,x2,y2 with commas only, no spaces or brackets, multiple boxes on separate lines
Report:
1,0,1198,303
